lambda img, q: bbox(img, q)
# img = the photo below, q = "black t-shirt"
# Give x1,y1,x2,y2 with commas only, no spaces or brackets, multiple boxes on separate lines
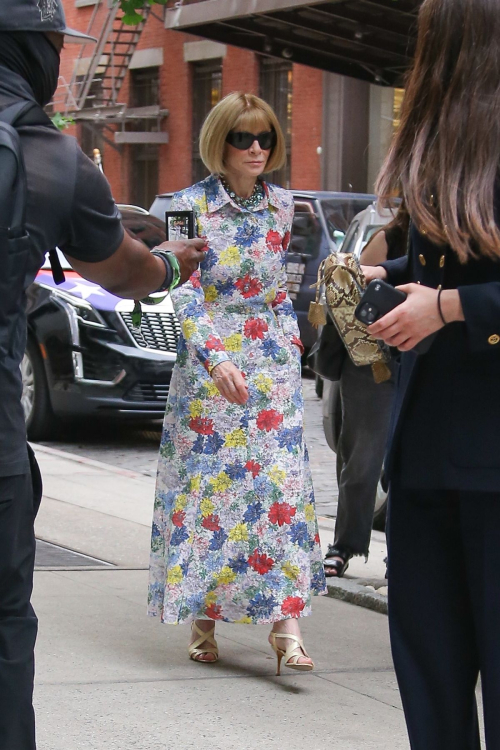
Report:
0,87,123,476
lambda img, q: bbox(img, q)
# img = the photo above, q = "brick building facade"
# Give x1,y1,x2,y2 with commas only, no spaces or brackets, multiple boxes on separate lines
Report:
56,2,397,209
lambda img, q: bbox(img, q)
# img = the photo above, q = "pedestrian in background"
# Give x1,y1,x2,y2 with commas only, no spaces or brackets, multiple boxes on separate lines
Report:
0,3,205,748
148,93,327,673
363,0,500,747
323,212,407,577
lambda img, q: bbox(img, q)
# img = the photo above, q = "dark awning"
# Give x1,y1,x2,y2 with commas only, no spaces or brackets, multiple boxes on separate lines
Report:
165,0,421,86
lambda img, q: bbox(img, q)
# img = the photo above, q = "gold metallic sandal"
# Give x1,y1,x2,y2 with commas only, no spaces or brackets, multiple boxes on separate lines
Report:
269,632,314,676
188,622,219,663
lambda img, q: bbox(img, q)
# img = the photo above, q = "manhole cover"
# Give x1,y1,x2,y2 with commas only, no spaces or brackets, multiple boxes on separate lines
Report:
35,540,113,569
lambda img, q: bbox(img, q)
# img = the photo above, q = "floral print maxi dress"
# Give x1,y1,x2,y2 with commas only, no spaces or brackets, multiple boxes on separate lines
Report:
148,174,327,625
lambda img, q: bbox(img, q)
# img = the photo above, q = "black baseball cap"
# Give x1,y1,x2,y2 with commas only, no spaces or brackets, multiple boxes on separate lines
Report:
0,0,97,44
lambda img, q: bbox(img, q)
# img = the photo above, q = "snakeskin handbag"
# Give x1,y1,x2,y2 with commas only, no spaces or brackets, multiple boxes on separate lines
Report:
308,252,391,383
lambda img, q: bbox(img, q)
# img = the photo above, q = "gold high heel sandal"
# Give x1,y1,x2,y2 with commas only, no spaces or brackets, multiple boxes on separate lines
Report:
188,622,219,663
269,632,314,676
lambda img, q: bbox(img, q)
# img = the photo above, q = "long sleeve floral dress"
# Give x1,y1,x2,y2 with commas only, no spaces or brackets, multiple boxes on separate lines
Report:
148,174,327,625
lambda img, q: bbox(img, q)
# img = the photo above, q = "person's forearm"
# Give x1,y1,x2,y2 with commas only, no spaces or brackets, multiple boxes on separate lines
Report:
102,242,167,299
440,290,465,323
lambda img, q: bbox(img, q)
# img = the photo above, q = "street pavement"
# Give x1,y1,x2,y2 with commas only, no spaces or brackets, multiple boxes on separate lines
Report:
33,442,407,750
32,376,488,748
31,375,406,749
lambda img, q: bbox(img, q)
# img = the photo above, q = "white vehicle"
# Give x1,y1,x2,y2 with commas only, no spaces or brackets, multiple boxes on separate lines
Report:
339,201,398,260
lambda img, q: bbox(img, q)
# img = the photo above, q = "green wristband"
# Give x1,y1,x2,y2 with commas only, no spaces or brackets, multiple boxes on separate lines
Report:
165,251,181,290
132,251,181,329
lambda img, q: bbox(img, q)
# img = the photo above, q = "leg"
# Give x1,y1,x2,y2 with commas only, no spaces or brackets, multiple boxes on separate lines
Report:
0,448,41,750
460,492,500,749
388,482,480,750
334,358,395,557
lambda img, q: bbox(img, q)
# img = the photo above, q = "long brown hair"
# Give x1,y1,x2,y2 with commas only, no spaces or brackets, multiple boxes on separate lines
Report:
376,0,500,262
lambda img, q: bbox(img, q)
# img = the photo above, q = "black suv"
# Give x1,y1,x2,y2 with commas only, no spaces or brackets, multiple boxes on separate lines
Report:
23,207,177,440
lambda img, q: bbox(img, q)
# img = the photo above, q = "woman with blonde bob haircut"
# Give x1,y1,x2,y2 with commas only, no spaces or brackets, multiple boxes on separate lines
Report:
148,92,326,672
199,92,287,176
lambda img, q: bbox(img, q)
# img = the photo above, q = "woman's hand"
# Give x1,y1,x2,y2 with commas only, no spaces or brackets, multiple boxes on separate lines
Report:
368,283,445,351
211,361,249,404
360,265,387,284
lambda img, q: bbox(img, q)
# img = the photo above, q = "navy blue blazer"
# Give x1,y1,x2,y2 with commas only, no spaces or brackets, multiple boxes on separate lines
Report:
381,223,500,492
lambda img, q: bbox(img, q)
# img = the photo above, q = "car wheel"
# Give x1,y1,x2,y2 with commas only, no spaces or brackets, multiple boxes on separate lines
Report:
22,338,58,441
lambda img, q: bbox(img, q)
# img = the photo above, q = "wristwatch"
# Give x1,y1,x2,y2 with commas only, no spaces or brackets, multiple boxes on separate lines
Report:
151,248,181,293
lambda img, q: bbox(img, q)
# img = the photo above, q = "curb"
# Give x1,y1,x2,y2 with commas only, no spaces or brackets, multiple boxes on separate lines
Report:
326,579,388,615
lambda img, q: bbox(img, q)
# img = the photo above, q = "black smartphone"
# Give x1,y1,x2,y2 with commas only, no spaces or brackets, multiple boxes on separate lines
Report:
165,210,195,241
355,279,437,355
355,280,407,325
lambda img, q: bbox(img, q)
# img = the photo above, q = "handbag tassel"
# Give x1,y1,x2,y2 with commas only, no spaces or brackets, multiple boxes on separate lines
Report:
371,361,391,384
308,260,327,328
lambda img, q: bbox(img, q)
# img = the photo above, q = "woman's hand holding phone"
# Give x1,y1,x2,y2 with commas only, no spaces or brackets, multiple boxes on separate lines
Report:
211,361,249,404
368,283,445,351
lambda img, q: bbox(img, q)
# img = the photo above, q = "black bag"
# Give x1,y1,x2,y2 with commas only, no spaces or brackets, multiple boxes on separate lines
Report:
0,101,65,286
307,314,346,382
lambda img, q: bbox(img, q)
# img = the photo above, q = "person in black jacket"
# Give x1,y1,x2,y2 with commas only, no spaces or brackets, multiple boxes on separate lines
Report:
362,1,500,748
0,3,205,749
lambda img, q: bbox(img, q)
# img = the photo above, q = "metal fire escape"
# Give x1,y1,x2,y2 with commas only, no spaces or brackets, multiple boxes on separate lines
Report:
63,0,169,150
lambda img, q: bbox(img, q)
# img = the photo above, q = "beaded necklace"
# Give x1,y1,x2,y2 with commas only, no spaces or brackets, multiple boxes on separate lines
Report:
220,176,265,210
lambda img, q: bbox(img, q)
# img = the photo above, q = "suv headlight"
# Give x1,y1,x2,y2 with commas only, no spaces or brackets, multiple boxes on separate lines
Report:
43,285,107,329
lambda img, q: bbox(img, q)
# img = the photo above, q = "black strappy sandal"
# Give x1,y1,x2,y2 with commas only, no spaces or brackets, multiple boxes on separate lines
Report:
323,545,351,578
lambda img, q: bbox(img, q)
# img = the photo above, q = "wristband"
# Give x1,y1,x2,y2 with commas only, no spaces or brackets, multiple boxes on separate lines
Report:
131,250,181,329
437,288,447,326
151,249,175,293
164,251,181,290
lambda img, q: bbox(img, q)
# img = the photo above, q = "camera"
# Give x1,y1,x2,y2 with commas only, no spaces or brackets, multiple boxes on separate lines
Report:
357,302,378,324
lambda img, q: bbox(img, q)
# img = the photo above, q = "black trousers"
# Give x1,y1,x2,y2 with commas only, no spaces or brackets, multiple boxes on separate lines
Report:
387,481,500,750
333,357,395,557
0,447,41,750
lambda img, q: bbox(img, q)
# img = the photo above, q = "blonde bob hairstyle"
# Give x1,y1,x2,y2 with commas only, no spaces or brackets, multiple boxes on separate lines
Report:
199,92,286,176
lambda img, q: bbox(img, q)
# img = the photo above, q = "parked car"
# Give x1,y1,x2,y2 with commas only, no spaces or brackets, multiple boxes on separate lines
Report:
320,201,397,530
22,206,179,440
339,201,399,260
150,189,375,352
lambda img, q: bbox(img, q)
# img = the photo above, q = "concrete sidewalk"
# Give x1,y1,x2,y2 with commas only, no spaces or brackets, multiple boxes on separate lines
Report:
32,443,406,749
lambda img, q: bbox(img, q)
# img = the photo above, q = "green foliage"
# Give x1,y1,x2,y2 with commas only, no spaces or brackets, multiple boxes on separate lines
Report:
51,112,75,130
116,0,168,25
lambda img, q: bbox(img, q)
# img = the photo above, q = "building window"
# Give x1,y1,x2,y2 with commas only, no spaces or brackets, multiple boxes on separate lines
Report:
192,59,222,183
129,67,160,210
131,67,160,110
259,58,292,188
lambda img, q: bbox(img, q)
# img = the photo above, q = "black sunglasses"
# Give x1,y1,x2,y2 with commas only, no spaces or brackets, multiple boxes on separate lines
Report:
226,130,276,150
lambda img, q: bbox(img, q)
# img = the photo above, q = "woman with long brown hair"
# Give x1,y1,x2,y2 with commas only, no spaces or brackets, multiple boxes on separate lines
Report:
362,1,500,748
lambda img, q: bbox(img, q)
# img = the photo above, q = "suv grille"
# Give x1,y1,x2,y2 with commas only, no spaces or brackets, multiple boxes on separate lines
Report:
120,312,181,352
124,383,170,403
